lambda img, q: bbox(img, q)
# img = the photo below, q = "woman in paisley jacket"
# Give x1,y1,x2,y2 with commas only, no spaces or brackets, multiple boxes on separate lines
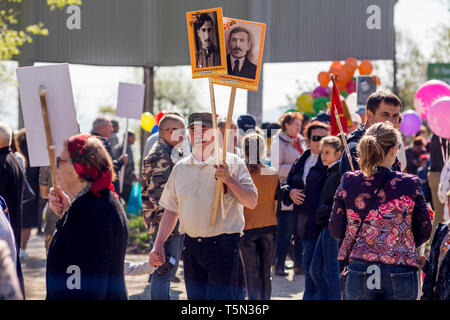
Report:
329,122,432,300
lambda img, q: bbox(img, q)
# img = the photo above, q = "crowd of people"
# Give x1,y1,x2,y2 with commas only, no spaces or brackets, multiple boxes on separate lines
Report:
0,89,449,300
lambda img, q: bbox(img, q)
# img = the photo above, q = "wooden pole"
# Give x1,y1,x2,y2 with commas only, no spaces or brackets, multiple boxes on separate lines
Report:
119,117,129,194
216,87,237,220
209,78,222,226
334,107,355,171
38,86,59,189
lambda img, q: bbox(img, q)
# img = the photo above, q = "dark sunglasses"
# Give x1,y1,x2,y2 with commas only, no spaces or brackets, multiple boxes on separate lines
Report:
311,135,327,142
56,156,69,169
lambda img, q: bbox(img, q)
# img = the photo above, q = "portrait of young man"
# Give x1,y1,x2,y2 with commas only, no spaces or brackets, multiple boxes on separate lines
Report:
194,12,221,68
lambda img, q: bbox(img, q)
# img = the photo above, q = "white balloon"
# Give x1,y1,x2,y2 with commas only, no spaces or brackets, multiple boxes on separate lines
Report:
346,92,358,113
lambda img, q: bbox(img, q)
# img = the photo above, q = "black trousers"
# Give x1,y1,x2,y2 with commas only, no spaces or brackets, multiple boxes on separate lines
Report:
183,233,240,300
240,231,276,300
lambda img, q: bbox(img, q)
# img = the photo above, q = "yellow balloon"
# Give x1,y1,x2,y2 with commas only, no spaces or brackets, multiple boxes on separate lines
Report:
296,93,314,113
141,112,155,132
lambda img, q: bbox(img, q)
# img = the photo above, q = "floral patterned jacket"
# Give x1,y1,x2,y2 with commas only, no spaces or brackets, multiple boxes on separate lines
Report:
329,167,432,268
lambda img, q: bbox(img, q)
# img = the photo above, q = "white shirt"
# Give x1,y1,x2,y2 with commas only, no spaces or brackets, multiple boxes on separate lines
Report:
230,55,244,73
159,151,257,238
303,152,319,186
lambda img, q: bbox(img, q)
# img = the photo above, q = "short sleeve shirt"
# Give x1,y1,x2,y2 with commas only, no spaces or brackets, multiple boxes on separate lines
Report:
159,152,257,238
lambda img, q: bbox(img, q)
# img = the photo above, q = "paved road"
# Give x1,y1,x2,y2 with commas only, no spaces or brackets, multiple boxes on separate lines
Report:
22,232,304,300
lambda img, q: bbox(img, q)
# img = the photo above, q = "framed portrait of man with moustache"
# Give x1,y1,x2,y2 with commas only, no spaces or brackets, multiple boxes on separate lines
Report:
212,18,266,91
186,8,227,78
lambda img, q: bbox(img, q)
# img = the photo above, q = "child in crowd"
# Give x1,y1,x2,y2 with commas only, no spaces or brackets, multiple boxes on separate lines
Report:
421,190,450,300
124,260,155,276
310,136,343,300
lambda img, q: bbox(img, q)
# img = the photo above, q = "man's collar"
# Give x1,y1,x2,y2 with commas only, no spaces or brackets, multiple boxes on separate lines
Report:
186,149,220,167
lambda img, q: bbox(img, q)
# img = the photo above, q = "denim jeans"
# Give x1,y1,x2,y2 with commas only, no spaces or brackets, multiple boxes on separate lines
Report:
301,237,318,300
150,233,185,300
309,228,341,300
275,210,303,269
345,260,419,300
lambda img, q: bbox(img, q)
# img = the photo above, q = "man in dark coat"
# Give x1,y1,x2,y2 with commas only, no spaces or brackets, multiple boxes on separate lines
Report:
0,122,25,296
340,91,402,175
227,27,257,79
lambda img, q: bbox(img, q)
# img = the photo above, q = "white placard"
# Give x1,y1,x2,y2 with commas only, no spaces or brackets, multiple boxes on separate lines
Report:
115,82,145,120
16,63,79,167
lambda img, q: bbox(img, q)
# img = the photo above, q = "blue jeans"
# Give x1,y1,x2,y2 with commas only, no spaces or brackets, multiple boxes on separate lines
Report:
150,233,185,300
301,237,318,300
345,261,419,300
275,211,303,269
310,228,341,300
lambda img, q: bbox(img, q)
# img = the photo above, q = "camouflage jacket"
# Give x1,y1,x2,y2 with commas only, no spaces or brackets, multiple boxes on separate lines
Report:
141,137,180,238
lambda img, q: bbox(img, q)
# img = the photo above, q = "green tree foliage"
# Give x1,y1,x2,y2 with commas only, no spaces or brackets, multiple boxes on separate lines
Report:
154,68,203,116
391,30,428,110
430,24,450,62
0,0,81,61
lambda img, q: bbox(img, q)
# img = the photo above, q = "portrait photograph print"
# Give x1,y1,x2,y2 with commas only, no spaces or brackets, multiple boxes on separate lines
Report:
212,18,266,91
357,75,377,108
186,7,227,78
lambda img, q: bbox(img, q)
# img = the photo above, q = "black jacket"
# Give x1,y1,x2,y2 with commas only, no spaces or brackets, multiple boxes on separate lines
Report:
0,147,24,247
46,188,128,300
315,161,341,229
339,124,401,175
227,54,257,79
283,149,328,239
422,223,450,300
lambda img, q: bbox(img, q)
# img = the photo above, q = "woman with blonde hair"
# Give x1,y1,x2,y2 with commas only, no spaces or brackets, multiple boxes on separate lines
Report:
329,122,432,300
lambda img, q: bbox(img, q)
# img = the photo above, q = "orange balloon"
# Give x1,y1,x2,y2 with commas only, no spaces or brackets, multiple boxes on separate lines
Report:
343,63,355,78
359,59,373,75
337,69,351,85
329,61,343,75
371,75,381,86
318,71,331,87
345,57,357,70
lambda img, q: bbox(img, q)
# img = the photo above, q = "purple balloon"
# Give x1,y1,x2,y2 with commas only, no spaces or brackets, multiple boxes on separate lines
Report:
313,86,331,99
414,80,450,121
400,110,422,136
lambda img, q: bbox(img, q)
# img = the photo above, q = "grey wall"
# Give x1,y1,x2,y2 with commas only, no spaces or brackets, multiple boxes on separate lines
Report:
18,0,395,66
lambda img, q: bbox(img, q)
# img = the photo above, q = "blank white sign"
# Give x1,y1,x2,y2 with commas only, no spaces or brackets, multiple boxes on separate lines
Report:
16,63,79,167
115,82,145,120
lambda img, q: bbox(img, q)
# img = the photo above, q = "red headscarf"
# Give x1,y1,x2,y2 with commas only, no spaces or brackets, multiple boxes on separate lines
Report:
67,134,118,198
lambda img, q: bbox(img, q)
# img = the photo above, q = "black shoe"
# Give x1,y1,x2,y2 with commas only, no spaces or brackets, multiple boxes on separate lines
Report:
294,266,305,275
275,268,288,276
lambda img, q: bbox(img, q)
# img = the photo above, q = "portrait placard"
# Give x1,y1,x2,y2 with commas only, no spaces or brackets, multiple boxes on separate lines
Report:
16,63,79,167
212,17,266,91
186,8,227,79
357,75,377,109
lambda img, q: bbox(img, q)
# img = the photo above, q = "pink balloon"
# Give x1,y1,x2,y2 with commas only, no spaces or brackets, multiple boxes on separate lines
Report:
346,80,356,93
428,96,450,138
414,80,450,121
313,86,330,99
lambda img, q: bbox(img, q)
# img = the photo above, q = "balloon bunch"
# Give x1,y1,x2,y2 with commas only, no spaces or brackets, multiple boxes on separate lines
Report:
141,110,166,134
414,80,450,139
295,58,379,118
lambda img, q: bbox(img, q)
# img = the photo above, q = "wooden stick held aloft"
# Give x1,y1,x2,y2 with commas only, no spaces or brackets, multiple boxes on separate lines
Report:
38,85,59,189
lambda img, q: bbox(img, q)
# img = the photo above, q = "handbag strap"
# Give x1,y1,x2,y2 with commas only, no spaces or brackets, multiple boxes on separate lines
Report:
342,171,393,269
